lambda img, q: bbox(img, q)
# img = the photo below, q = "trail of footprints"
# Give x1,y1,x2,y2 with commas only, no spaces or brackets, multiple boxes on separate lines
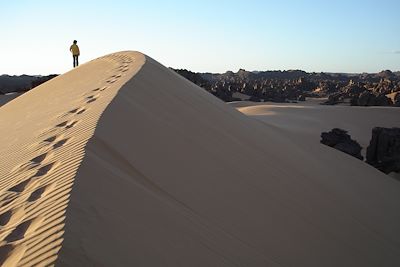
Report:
0,53,133,265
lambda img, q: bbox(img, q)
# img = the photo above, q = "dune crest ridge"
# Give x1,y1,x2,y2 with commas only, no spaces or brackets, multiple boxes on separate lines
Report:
0,51,145,266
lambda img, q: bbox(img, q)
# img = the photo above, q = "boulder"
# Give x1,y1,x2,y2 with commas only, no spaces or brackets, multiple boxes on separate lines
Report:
297,95,306,101
394,92,400,107
350,96,359,106
357,91,376,106
353,92,392,106
375,94,392,106
322,93,342,105
344,83,366,96
321,128,363,160
366,127,400,174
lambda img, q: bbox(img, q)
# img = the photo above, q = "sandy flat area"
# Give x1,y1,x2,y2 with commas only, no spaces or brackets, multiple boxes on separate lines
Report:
231,99,400,154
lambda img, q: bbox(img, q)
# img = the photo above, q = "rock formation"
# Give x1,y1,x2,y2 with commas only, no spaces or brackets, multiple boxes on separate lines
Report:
351,91,393,106
366,127,400,174
320,128,363,160
172,68,400,104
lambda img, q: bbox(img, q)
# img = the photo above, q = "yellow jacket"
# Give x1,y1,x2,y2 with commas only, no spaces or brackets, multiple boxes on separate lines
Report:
70,44,80,56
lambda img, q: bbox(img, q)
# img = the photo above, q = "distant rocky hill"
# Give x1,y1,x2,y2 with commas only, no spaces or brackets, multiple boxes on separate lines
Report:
2,70,400,107
172,68,400,106
0,74,58,94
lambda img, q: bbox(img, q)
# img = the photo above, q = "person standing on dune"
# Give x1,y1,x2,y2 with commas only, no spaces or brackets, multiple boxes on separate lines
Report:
70,40,80,68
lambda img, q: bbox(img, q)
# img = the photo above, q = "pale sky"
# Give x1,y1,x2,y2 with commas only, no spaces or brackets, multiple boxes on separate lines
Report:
1,0,399,75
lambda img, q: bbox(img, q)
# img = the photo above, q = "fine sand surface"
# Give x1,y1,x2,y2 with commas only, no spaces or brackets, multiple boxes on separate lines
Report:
0,52,144,266
232,100,400,183
231,100,400,155
0,51,399,266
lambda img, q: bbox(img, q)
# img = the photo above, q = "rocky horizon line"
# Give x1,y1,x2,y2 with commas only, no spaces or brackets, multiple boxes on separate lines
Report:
2,69,400,77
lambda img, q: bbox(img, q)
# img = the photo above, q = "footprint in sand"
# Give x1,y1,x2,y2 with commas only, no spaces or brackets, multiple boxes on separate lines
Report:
76,107,86,115
32,162,57,178
37,127,58,138
52,137,70,149
39,134,69,149
85,94,99,100
39,118,78,137
65,120,79,129
30,152,53,165
110,74,122,79
60,107,87,118
11,152,54,173
105,79,117,84
0,207,25,228
86,95,99,103
4,216,44,243
56,121,69,128
0,244,26,267
27,183,56,203
55,120,79,130
8,162,57,193
55,121,68,128
8,179,38,193
42,135,57,143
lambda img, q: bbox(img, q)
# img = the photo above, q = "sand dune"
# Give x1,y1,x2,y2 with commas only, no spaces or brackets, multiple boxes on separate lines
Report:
233,101,400,181
232,100,400,154
0,51,399,266
0,52,144,266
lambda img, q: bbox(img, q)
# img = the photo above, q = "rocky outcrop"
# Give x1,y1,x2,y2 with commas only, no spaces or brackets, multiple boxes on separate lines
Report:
0,75,37,94
343,81,367,96
322,93,344,105
321,128,363,160
297,95,306,101
393,92,400,106
30,75,58,88
366,127,400,174
377,70,396,79
351,91,393,106
375,94,393,106
172,69,210,88
171,68,400,104
357,91,376,106
0,74,58,94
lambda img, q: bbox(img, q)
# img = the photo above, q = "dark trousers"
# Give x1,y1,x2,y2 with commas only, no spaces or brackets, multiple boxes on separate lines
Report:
73,55,79,67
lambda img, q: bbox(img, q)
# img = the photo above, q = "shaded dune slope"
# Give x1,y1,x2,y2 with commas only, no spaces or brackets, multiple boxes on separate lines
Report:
0,51,399,266
60,54,400,266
